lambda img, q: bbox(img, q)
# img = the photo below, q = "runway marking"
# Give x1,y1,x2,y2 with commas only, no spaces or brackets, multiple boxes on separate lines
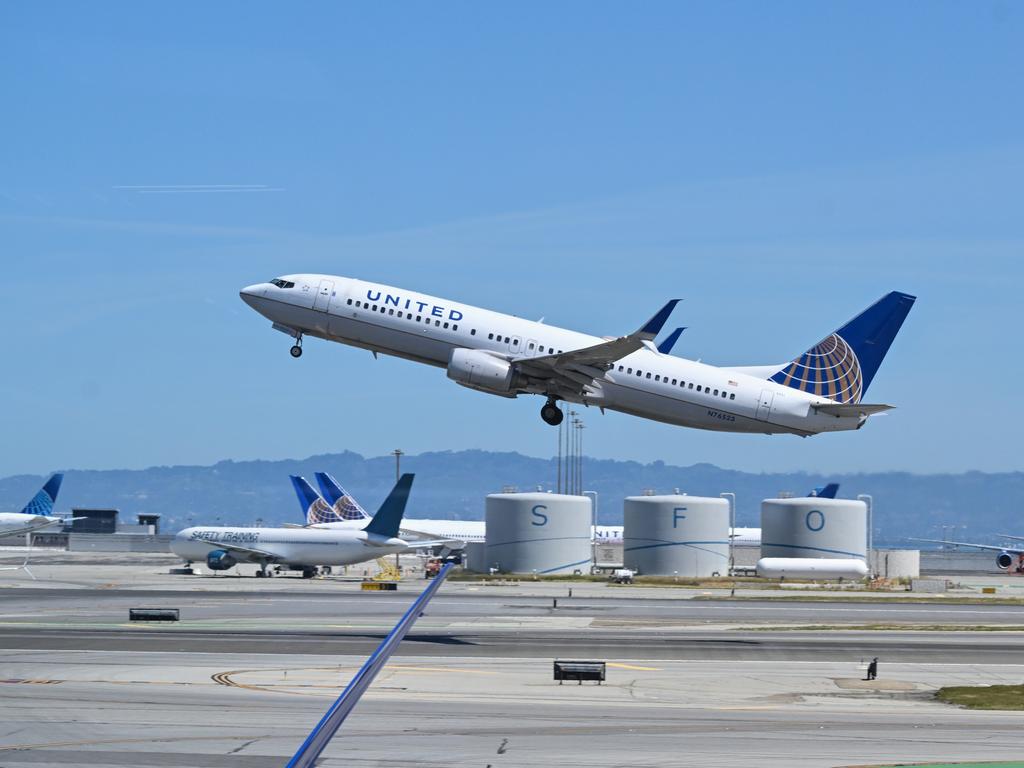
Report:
607,663,661,671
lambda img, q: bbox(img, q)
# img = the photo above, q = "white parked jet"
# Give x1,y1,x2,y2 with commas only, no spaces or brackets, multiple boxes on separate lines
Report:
240,275,915,435
0,475,66,537
172,474,442,577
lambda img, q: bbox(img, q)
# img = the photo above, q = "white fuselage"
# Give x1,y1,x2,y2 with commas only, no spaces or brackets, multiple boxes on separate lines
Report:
0,513,64,538
310,519,758,546
241,274,865,435
172,526,408,568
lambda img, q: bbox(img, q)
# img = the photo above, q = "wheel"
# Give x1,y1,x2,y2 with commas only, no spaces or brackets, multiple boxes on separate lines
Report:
540,401,563,426
255,570,265,578
290,345,303,358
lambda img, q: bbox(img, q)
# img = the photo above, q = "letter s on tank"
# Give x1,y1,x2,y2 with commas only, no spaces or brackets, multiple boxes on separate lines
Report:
531,505,548,526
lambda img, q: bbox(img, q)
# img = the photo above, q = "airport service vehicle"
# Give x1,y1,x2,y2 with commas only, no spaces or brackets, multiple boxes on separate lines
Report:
240,275,915,435
172,474,441,577
0,474,66,537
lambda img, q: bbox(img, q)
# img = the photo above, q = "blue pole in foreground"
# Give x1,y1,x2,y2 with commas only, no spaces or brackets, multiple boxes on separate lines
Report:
286,562,455,768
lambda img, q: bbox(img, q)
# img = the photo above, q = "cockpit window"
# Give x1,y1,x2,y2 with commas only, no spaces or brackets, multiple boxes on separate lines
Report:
269,278,295,289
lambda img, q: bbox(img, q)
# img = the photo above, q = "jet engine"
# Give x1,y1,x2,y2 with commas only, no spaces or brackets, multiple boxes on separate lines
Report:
446,348,522,396
206,549,238,571
997,551,1014,570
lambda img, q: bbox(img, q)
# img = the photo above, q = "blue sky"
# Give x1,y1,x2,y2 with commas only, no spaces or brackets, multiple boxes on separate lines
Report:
1,2,1021,477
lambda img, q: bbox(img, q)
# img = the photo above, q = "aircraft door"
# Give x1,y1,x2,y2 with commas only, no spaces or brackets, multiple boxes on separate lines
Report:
313,280,334,312
509,336,522,354
525,339,540,357
755,389,775,421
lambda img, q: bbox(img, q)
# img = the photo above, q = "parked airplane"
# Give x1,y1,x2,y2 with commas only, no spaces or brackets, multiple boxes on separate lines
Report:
910,536,1024,573
297,472,633,543
240,275,915,434
297,472,485,543
294,473,834,545
172,474,442,577
0,474,66,537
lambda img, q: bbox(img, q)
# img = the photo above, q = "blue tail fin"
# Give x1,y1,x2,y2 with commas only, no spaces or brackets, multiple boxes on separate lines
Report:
809,483,839,499
656,327,687,355
290,475,337,525
315,472,370,521
770,291,916,402
20,473,63,516
363,474,414,538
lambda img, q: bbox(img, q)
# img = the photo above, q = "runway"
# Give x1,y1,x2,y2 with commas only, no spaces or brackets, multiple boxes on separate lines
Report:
2,567,1024,767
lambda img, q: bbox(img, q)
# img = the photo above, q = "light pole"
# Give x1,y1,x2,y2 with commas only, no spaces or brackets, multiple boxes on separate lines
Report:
556,413,563,494
391,448,404,575
573,420,584,495
720,492,736,576
567,410,578,494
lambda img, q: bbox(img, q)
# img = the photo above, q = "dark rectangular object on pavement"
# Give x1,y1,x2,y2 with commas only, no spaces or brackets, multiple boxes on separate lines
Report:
554,660,605,685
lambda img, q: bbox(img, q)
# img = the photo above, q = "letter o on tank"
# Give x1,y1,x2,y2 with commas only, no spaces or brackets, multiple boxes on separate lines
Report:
805,509,825,532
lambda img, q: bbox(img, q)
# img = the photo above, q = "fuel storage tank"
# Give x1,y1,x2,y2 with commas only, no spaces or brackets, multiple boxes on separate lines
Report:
485,493,591,575
623,495,730,576
760,497,867,561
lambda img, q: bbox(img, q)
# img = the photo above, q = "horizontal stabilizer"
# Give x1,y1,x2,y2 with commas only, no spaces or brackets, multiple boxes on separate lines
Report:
813,402,893,417
656,326,687,355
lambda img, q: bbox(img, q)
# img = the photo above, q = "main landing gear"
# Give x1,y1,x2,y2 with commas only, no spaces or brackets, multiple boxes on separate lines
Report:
289,333,303,358
541,398,564,426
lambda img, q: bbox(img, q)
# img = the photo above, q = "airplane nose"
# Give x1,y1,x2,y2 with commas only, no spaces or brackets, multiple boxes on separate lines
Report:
239,284,265,308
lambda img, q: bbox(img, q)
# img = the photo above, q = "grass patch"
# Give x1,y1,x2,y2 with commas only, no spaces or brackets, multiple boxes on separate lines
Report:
936,684,1024,710
694,594,1024,605
741,624,1024,632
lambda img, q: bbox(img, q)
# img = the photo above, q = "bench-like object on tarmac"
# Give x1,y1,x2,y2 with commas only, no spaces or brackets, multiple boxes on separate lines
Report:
128,608,179,622
361,581,398,591
554,660,605,685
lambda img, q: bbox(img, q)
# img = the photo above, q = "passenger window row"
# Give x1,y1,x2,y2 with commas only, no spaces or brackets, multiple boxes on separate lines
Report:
485,332,561,355
348,298,461,331
615,364,736,400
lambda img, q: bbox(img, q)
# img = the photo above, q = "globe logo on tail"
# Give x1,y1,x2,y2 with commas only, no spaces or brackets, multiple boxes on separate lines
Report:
771,333,863,404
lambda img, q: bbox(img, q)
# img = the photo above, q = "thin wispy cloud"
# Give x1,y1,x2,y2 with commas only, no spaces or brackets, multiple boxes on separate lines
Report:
113,184,285,193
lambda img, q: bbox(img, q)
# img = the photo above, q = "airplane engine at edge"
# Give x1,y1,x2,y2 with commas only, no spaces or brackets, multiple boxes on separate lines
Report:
446,348,523,397
207,549,238,571
996,551,1014,570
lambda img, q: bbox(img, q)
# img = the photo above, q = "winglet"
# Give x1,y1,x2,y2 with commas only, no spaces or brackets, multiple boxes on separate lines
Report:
285,562,453,768
638,300,681,341
363,474,415,538
20,473,64,517
656,326,687,354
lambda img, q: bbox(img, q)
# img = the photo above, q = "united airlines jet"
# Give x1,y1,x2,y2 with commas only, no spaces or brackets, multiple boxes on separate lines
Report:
0,474,66,537
240,276,915,435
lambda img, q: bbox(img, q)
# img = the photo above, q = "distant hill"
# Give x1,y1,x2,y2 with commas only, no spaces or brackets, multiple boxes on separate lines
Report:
1,451,1021,545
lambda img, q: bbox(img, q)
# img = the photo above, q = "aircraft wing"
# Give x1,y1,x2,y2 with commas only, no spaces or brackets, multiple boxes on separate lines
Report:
193,538,280,561
402,538,466,550
286,563,454,768
998,534,1024,544
515,300,680,394
909,537,1024,554
813,403,894,417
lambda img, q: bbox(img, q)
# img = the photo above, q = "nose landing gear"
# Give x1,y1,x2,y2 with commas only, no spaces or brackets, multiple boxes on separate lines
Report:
541,398,564,426
289,333,303,358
